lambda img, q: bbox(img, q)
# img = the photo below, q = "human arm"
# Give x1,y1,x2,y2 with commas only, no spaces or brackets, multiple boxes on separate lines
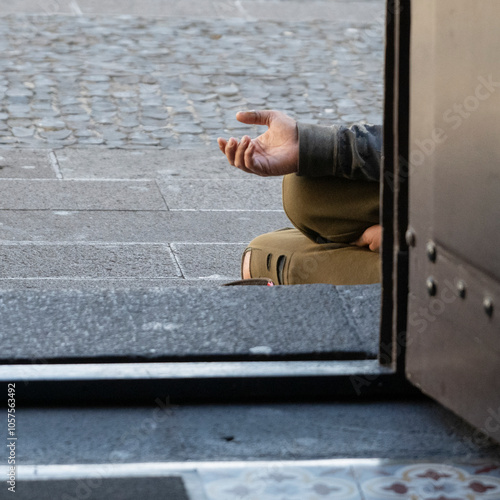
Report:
217,110,382,181
300,122,383,250
298,122,383,249
297,122,382,181
218,110,383,252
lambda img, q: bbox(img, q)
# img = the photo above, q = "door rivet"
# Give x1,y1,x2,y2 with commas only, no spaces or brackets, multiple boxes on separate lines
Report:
426,241,437,262
483,297,494,317
426,277,437,296
456,280,466,299
405,229,416,247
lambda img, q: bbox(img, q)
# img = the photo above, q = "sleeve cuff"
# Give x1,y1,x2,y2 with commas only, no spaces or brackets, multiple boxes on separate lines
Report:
297,122,338,177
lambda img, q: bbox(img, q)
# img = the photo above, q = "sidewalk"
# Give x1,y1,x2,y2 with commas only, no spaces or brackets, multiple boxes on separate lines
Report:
0,149,286,288
2,2,500,498
0,0,385,288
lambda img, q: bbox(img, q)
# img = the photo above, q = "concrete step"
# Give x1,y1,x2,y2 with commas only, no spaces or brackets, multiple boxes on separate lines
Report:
0,284,381,361
14,399,500,462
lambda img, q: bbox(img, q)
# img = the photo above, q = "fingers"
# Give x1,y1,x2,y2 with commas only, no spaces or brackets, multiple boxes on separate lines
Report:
234,135,251,169
218,136,253,174
217,137,227,155
244,141,257,171
236,110,274,127
224,137,238,165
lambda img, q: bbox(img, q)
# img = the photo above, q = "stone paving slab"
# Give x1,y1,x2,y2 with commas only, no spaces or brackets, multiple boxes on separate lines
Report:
0,179,167,210
171,243,245,280
76,0,224,18
0,210,290,242
0,278,227,289
0,242,243,281
0,0,82,15
235,1,382,22
1,0,383,23
56,150,248,179
158,178,283,211
0,243,181,278
0,149,56,178
0,285,380,360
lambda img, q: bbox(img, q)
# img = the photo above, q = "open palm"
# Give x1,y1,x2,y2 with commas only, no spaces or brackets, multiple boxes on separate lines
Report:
218,110,299,177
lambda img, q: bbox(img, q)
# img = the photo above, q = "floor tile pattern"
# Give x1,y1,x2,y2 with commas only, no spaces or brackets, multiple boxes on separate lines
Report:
200,465,360,500
199,461,500,500
358,463,500,500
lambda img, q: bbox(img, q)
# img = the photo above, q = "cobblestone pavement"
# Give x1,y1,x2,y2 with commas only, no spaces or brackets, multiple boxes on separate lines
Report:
0,14,384,150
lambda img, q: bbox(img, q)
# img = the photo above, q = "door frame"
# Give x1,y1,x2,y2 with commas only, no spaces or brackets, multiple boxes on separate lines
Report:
0,0,415,406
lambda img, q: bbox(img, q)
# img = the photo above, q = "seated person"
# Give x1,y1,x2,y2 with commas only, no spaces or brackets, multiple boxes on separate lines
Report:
218,110,382,285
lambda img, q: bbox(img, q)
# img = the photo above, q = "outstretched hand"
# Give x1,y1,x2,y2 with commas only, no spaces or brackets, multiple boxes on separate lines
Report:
217,110,299,177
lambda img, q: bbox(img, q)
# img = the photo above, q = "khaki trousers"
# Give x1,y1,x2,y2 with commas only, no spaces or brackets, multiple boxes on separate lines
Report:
243,174,381,285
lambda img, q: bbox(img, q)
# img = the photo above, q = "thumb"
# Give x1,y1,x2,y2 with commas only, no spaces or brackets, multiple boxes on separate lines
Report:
236,110,274,127
352,225,381,252
352,232,368,247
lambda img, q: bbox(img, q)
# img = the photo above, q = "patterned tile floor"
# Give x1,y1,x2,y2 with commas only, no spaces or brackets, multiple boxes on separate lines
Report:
198,460,500,500
10,460,500,499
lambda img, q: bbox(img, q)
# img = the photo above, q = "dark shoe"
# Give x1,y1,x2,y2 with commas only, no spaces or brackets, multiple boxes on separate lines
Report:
222,278,275,286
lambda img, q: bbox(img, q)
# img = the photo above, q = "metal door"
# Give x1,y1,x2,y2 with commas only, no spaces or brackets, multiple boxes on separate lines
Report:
405,0,500,442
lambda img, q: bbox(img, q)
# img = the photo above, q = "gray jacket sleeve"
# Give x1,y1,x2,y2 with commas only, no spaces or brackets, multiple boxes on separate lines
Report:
297,122,382,181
